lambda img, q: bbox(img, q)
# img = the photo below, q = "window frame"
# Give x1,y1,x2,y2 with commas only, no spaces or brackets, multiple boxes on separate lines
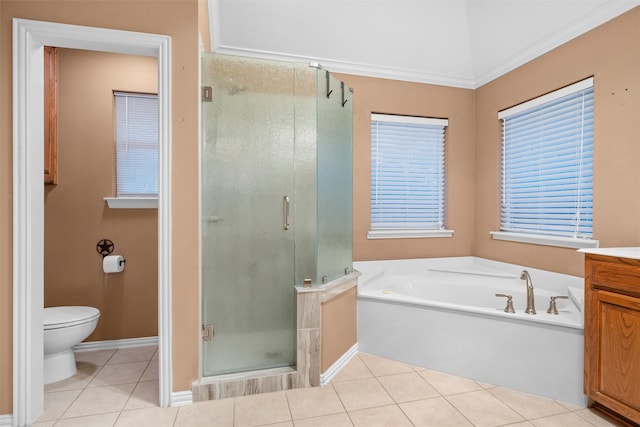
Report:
368,113,453,240
492,78,598,249
105,91,159,209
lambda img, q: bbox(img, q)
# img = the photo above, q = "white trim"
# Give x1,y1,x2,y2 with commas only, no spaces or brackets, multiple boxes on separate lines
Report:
156,25,174,413
368,229,454,239
371,114,448,127
208,0,221,52
490,231,599,249
320,344,358,386
212,45,477,89
73,336,158,352
171,391,193,407
13,19,46,426
0,415,12,427
13,18,172,426
498,77,593,119
103,197,158,209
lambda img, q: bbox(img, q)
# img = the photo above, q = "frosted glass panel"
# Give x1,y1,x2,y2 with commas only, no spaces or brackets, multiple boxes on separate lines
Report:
201,54,296,376
293,63,318,286
316,72,353,282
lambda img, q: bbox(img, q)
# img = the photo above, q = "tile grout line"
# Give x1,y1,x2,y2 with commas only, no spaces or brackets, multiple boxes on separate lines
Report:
333,382,356,427
440,393,484,427
347,355,419,426
45,348,609,427
483,387,536,423
328,378,357,426
485,387,573,424
48,347,161,424
54,349,115,421
377,369,445,426
283,387,294,425
118,348,160,416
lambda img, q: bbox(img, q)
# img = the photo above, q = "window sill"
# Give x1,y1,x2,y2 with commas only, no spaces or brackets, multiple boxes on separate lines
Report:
490,231,599,249
103,197,158,209
367,229,454,239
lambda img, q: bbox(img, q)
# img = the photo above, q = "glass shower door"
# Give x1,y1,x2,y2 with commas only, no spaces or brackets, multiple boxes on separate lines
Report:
201,54,296,376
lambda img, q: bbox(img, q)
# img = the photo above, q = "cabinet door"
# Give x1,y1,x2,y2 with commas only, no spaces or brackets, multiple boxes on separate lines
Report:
44,46,58,184
590,289,640,423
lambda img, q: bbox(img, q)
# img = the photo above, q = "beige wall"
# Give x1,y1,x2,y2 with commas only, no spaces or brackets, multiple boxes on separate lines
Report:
321,287,357,372
336,74,476,261
475,8,640,277
44,49,158,341
1,0,200,414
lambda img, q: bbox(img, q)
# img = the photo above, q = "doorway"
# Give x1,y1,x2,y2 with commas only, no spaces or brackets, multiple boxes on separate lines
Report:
12,19,172,426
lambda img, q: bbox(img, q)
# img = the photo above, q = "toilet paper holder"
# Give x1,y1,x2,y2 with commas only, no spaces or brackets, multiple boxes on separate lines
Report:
96,239,126,266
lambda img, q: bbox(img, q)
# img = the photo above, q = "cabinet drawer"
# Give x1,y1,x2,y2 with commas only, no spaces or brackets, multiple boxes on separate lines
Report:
590,260,640,295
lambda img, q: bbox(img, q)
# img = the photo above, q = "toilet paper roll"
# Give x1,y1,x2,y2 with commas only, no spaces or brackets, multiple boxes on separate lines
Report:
103,255,125,273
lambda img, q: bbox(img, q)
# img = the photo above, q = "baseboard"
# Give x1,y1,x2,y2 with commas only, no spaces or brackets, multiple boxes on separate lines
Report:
171,390,193,407
0,414,12,427
73,336,158,352
320,343,359,386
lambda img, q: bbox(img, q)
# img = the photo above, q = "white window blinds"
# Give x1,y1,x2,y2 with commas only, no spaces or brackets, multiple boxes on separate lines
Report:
114,92,159,196
498,78,593,239
371,114,448,231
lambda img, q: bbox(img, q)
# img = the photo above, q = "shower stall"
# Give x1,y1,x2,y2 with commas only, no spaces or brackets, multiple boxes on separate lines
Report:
200,53,353,384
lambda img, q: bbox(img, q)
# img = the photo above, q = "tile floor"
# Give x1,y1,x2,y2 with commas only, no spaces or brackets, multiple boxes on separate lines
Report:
35,347,623,427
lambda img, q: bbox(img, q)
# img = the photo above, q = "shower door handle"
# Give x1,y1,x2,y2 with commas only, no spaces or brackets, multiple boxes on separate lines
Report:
284,196,290,230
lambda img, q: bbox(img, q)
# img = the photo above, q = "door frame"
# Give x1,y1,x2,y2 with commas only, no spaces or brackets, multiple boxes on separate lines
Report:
12,18,172,425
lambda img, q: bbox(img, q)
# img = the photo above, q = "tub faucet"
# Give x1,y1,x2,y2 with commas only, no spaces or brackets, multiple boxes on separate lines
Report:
520,270,536,315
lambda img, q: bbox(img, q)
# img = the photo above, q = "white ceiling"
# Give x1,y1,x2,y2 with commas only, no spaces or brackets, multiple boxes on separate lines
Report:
209,0,640,89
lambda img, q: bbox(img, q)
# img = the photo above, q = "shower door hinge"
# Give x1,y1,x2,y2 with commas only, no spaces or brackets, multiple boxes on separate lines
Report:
202,324,214,341
202,86,213,102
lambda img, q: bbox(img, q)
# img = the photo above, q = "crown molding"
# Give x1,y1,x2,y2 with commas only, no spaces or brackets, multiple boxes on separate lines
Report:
474,1,640,87
212,45,477,89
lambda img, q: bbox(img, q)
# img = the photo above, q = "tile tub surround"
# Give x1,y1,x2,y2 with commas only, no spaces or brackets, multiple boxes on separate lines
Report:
192,272,359,401
34,350,623,426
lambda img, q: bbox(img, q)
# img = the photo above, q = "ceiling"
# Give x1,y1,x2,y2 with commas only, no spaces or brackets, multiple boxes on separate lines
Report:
209,0,640,89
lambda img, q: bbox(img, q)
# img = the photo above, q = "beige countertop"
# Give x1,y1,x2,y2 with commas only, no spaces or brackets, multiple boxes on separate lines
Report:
578,247,640,260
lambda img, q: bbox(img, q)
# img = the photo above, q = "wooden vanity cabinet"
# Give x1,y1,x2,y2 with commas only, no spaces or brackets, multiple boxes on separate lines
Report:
44,46,58,185
584,254,640,425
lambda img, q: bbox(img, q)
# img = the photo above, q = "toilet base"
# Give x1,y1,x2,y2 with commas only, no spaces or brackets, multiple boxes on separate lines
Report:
44,349,77,384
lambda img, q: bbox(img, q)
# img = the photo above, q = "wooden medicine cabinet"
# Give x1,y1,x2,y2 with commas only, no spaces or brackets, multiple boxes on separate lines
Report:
44,46,58,185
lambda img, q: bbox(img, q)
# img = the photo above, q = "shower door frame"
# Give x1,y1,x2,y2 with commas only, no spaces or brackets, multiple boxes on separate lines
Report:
12,19,173,425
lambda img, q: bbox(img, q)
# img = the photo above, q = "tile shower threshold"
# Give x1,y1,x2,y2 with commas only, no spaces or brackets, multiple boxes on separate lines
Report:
197,366,297,384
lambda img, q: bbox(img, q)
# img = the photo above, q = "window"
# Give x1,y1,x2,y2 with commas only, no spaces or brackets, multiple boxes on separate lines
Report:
369,113,452,239
493,77,598,248
114,91,159,197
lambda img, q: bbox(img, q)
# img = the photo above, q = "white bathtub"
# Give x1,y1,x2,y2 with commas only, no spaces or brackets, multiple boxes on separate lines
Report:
355,256,586,405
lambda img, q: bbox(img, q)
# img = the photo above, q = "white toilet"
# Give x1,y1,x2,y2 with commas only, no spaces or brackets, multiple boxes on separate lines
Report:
43,306,100,384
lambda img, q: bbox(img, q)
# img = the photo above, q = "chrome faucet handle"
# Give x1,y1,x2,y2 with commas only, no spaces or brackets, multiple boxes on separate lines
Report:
495,294,515,313
546,295,569,315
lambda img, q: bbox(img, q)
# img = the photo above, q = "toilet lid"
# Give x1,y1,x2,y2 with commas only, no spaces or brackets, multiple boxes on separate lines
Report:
44,306,100,330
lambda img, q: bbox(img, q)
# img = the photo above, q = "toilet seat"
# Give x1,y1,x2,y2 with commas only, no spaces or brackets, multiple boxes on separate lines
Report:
44,306,100,330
